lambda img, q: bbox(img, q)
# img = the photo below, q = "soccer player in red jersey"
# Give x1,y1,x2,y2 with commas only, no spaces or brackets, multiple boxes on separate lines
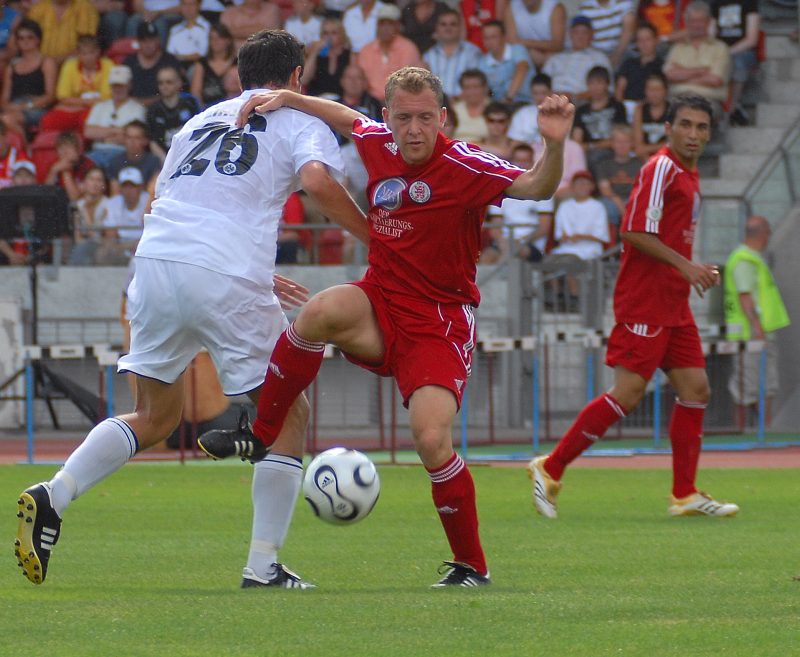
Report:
200,66,575,586
529,94,740,520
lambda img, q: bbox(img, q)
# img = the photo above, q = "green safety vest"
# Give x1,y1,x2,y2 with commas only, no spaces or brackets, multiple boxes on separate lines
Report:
723,245,790,340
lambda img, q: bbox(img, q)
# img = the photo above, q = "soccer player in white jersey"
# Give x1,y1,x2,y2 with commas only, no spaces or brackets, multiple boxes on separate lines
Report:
14,30,368,589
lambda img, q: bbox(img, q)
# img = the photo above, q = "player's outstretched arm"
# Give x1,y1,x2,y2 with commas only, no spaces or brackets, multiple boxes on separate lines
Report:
237,90,366,137
622,231,720,297
299,161,370,245
505,94,575,200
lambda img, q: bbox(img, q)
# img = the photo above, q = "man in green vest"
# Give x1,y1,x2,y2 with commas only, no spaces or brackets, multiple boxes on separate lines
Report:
723,215,790,425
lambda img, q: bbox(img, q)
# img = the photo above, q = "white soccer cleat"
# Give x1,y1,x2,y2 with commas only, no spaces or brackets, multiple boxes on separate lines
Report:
668,491,739,517
527,455,562,519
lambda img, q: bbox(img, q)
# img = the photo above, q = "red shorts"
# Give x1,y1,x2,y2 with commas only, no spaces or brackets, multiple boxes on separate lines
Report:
605,322,706,380
344,280,476,408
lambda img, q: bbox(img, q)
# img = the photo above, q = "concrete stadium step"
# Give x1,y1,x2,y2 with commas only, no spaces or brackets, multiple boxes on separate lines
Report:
700,177,749,197
726,127,787,154
761,57,800,82
717,153,770,181
755,103,800,128
764,34,800,59
762,80,800,103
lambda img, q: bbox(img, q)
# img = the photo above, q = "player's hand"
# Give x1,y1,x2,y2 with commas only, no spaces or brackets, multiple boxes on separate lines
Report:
236,90,288,128
537,94,575,144
682,262,719,297
273,274,309,310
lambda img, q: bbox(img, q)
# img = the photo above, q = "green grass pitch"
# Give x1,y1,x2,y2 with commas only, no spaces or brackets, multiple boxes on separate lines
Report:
2,462,799,657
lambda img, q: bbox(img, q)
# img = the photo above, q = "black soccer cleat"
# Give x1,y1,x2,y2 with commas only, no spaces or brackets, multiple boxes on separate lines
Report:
15,483,62,585
198,408,268,463
431,561,491,588
241,563,316,589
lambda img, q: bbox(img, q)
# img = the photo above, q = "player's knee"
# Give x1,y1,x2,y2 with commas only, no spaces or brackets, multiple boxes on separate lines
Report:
412,428,451,464
682,382,711,405
296,294,341,338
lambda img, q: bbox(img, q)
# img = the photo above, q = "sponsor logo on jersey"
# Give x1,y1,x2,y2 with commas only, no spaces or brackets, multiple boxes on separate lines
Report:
408,180,431,204
372,177,407,211
384,142,399,155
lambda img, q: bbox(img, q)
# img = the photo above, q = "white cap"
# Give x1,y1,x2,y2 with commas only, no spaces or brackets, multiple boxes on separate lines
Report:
12,160,37,176
375,3,401,21
118,166,144,185
108,65,133,85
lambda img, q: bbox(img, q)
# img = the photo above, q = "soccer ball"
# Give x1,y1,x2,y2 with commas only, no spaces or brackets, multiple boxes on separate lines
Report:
303,448,380,525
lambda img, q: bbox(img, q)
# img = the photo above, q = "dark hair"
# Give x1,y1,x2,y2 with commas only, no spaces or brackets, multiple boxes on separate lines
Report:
459,68,488,87
483,101,511,119
586,65,610,84
210,22,235,60
238,29,304,90
645,70,668,87
665,94,713,124
56,130,81,149
76,34,101,51
15,18,42,41
511,142,533,157
125,119,150,139
436,7,461,23
636,21,658,36
530,72,552,89
482,19,505,33
83,166,110,195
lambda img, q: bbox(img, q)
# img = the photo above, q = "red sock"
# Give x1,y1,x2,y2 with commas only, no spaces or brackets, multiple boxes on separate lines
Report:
545,393,627,481
427,454,487,576
252,323,324,446
669,399,705,498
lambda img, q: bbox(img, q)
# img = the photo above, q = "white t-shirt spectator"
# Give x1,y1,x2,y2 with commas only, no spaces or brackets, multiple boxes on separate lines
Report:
488,196,554,253
508,103,540,144
551,197,609,259
344,3,391,52
167,17,211,59
285,15,323,46
104,191,149,243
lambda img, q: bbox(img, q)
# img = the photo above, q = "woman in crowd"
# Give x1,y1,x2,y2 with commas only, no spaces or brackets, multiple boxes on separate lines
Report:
401,0,450,54
190,22,236,108
631,70,669,159
302,17,351,98
0,18,57,138
68,165,111,265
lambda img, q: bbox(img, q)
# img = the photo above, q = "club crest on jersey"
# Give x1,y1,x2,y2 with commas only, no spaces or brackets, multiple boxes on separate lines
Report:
408,181,431,204
373,177,407,211
384,142,399,155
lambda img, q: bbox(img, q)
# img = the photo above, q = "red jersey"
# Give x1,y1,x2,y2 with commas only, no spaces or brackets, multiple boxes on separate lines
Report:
352,117,524,306
614,146,701,326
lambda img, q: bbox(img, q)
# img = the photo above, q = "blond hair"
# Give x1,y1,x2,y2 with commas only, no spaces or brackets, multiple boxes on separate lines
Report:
385,67,444,108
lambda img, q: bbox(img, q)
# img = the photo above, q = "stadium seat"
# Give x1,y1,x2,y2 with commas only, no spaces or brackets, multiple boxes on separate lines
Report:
30,130,62,183
317,228,344,265
106,37,139,64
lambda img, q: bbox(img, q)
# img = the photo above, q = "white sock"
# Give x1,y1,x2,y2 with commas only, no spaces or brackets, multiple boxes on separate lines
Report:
48,418,138,517
247,454,303,580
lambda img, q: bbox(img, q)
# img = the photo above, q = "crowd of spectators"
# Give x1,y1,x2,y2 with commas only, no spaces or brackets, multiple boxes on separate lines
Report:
0,0,763,267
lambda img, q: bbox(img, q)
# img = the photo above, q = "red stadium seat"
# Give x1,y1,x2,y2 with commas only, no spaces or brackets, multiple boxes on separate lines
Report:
106,37,139,64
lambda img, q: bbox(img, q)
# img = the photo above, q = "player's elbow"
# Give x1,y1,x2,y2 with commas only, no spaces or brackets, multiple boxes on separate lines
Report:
300,164,337,202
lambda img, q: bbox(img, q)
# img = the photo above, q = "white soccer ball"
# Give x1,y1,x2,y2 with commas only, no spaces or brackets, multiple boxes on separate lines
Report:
303,447,380,525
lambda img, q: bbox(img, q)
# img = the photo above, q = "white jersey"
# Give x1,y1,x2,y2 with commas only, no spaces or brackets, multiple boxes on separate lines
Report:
137,89,343,288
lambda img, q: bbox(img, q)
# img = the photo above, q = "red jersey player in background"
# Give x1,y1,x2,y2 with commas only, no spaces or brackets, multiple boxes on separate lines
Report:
529,94,739,520
200,66,575,587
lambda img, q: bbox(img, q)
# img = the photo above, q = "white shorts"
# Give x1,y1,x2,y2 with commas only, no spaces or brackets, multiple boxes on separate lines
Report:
118,257,287,395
